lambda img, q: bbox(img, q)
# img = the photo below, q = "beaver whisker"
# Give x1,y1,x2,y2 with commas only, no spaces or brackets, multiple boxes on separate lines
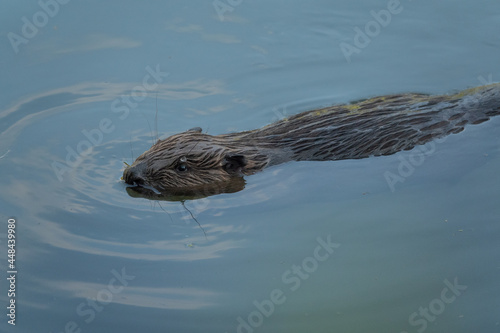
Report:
123,83,500,198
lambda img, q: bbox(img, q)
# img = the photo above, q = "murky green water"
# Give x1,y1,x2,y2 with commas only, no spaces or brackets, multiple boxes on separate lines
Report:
1,1,499,332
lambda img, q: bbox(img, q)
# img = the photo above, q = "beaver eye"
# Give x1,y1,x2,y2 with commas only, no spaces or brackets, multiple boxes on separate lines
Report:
176,156,188,172
176,163,188,172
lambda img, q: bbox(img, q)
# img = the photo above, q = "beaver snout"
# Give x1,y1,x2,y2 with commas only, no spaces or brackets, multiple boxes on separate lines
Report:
123,163,146,186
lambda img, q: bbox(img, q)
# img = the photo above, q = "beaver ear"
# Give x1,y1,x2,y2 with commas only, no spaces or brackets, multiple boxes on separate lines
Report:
187,127,202,133
222,154,246,174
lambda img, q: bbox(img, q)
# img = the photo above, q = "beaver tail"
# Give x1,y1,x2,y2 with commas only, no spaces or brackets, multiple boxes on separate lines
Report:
246,83,500,164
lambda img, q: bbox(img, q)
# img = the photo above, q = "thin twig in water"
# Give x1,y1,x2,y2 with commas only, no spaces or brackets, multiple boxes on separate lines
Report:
182,200,207,239
156,201,174,224
129,134,134,161
155,92,159,144
142,112,155,148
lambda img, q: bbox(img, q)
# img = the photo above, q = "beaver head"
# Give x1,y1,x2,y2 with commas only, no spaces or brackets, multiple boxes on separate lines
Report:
122,127,267,196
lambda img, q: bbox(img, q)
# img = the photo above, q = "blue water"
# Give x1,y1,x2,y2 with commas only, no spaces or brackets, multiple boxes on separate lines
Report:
1,1,499,332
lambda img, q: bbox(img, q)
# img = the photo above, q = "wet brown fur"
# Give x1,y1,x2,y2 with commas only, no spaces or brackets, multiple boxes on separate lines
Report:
123,83,500,193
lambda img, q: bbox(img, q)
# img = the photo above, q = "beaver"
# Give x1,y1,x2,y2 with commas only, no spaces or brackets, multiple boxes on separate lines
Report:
123,83,500,198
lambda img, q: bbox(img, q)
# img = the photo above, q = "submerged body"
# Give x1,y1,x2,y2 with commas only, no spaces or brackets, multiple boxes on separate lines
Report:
123,83,500,197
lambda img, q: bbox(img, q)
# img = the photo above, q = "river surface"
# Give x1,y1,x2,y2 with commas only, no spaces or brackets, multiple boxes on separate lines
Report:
1,1,499,332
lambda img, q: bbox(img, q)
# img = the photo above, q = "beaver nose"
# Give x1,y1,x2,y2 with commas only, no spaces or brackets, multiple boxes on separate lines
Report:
123,163,146,186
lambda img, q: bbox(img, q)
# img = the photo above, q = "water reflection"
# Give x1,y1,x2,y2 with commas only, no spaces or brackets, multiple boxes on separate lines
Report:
1,78,228,148
124,177,246,201
43,279,219,310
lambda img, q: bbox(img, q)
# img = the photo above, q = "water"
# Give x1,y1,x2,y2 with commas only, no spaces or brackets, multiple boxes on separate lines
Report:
1,1,499,332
